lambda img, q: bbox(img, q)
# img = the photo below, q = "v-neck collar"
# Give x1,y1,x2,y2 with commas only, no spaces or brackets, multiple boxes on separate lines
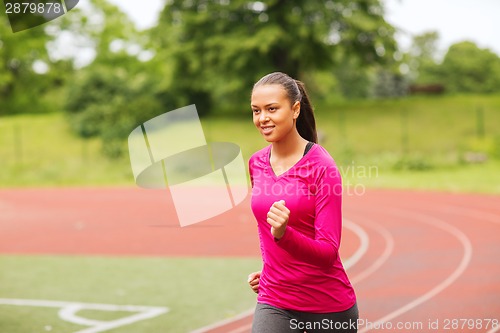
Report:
266,143,317,180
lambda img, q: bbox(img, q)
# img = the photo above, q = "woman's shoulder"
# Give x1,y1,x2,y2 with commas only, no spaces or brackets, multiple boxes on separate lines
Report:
309,143,336,166
307,144,342,183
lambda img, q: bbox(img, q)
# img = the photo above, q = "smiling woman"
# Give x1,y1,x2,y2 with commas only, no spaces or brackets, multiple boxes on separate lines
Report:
247,72,358,333
251,84,300,151
251,74,317,144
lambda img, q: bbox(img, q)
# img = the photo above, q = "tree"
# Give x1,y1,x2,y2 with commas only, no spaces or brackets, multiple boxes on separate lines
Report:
0,12,52,115
65,62,176,157
371,67,407,98
151,0,397,114
410,31,440,61
61,0,171,157
333,57,372,99
405,31,442,85
440,41,500,93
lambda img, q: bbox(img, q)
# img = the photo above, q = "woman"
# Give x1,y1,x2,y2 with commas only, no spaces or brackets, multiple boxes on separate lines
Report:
247,72,358,333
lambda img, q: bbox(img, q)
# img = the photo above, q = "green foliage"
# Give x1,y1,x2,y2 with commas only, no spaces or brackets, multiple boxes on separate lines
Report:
151,0,397,114
393,154,434,171
440,41,500,93
405,31,443,85
411,31,440,60
59,0,177,157
333,57,373,99
459,137,498,161
371,67,408,98
403,33,500,94
301,70,343,103
65,63,176,157
52,0,147,66
0,12,54,115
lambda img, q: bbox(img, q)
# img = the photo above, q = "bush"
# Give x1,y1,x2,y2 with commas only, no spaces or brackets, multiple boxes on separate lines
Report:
393,154,434,171
64,63,178,157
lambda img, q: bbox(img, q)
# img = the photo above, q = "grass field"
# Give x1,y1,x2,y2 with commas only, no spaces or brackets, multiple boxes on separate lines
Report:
0,255,261,333
1,94,499,192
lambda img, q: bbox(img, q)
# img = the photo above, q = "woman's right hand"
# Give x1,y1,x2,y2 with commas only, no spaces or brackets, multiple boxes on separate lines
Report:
247,271,261,294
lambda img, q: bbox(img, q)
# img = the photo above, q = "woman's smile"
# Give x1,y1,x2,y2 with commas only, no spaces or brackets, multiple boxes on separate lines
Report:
260,125,275,135
251,84,299,143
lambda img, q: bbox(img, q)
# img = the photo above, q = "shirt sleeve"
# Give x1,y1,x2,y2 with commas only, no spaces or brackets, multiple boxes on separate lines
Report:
275,164,342,268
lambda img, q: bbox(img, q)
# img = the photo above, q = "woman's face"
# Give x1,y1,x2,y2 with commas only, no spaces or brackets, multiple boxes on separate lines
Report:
251,84,300,142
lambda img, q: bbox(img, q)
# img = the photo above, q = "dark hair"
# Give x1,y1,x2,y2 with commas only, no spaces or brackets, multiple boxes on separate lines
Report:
253,72,318,143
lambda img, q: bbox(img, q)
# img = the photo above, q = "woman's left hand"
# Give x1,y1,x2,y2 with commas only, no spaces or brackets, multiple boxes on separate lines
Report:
266,200,289,240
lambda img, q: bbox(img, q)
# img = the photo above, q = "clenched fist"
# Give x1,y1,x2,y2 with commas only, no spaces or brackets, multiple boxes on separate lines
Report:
247,271,261,294
266,200,289,240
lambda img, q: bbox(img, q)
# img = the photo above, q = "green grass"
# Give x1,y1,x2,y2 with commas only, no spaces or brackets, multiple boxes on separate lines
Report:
0,255,261,333
341,159,500,194
1,94,499,192
315,94,500,156
0,113,134,187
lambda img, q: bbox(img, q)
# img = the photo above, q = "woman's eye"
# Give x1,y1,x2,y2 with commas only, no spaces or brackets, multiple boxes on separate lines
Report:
268,107,276,112
252,109,260,114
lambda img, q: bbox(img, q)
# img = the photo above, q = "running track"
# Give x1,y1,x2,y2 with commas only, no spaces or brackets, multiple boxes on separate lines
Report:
0,188,499,332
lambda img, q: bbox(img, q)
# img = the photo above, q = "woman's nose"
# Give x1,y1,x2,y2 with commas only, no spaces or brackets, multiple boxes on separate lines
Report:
259,113,268,123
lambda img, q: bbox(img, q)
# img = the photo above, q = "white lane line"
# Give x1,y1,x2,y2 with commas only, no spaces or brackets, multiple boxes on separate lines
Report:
72,308,168,333
0,298,168,333
359,209,473,333
443,205,500,225
59,305,105,326
349,219,395,285
441,205,500,333
190,219,371,333
343,219,370,270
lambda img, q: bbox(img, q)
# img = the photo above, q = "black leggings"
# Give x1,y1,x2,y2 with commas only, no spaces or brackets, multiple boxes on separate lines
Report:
252,302,358,333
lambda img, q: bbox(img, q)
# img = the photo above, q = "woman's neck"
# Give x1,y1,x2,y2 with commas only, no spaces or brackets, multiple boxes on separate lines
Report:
271,129,308,159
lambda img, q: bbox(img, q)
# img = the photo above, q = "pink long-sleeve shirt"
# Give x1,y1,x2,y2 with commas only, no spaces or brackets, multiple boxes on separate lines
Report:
249,144,356,313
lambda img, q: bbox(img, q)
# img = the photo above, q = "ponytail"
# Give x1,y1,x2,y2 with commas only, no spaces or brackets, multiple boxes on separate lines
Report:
253,72,318,143
294,80,318,143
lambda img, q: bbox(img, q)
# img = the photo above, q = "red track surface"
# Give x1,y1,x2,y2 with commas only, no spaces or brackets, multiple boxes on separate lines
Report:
1,188,499,332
